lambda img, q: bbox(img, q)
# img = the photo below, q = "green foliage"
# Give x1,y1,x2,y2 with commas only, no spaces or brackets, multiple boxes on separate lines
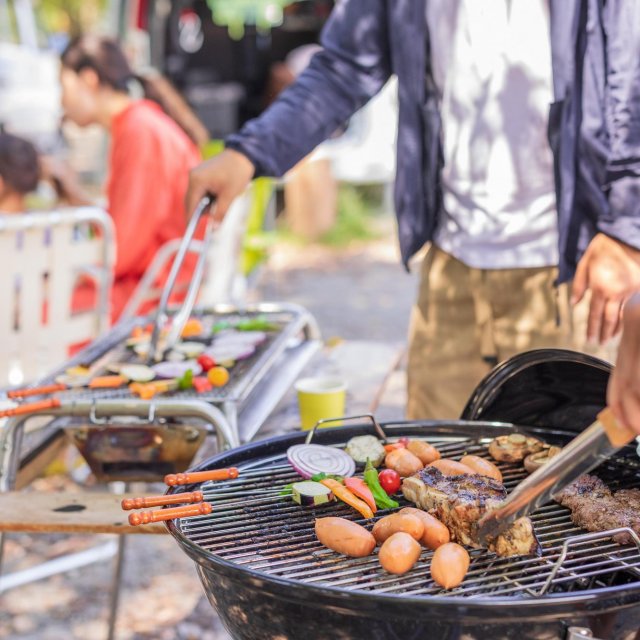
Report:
206,0,300,39
34,0,107,37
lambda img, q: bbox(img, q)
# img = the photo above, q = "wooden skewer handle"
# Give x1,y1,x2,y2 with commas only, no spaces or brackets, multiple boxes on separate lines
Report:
164,467,239,486
7,384,67,399
121,491,204,510
0,398,61,418
128,502,212,526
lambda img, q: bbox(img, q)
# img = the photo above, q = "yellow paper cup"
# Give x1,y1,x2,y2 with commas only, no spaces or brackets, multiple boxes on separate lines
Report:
294,376,347,431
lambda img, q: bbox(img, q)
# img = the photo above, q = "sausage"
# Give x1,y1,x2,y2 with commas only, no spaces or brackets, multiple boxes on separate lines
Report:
399,507,450,550
430,542,471,589
378,532,422,575
385,448,424,477
372,512,424,544
428,459,475,476
315,517,376,557
406,440,441,465
459,455,503,482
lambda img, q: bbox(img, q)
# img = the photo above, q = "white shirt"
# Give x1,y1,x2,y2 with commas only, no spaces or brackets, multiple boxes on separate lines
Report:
426,0,559,269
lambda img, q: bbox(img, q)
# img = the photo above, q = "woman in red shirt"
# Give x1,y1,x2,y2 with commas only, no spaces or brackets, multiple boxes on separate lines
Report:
52,36,206,322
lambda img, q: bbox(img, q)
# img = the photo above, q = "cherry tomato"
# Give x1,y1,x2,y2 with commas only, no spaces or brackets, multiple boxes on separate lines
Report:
378,468,401,495
207,366,230,387
197,354,215,372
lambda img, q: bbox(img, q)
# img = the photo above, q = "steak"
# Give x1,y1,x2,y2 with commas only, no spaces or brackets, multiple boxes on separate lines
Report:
402,466,541,557
555,475,640,544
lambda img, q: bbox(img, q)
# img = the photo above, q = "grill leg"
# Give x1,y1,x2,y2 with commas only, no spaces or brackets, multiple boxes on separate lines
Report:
106,534,126,640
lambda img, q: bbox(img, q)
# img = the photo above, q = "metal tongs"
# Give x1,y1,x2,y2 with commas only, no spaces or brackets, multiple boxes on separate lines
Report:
477,407,637,544
147,195,216,363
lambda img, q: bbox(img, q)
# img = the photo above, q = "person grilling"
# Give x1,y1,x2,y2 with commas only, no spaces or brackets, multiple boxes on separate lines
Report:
186,0,640,420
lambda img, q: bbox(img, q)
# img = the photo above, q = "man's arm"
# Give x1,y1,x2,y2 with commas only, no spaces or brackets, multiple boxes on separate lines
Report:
187,0,392,217
571,0,640,343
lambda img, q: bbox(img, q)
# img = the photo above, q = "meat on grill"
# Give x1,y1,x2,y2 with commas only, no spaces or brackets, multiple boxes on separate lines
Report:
402,466,541,557
554,475,640,544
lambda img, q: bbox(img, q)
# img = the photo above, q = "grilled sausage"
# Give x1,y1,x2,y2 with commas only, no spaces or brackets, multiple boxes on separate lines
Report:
372,512,424,544
378,532,422,575
428,459,475,476
399,507,450,549
430,542,470,589
385,448,424,477
459,455,502,482
406,440,441,465
315,517,376,557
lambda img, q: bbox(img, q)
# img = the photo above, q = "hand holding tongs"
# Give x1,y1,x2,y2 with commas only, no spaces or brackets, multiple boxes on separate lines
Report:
477,407,637,544
147,195,216,363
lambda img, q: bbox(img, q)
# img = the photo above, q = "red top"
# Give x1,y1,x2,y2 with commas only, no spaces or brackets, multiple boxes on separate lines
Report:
106,100,202,321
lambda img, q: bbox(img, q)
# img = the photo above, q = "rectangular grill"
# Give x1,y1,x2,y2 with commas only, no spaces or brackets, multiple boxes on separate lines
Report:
176,435,640,599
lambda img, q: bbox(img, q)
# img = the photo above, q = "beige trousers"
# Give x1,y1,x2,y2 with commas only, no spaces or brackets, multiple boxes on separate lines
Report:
406,245,617,420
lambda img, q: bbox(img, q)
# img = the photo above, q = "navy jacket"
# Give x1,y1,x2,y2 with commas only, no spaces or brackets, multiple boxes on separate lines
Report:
227,0,640,282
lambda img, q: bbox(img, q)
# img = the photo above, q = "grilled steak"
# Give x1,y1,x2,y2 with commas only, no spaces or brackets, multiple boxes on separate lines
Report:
402,466,541,557
555,475,640,544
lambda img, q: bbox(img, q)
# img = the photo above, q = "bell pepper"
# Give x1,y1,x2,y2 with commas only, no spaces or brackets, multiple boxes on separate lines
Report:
363,459,400,510
344,477,377,514
319,478,374,519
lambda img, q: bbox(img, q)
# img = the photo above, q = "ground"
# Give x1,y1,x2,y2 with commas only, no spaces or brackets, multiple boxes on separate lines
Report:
0,217,420,640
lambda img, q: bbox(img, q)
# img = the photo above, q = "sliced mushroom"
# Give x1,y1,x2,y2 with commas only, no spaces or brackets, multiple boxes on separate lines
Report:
488,433,545,463
523,446,562,474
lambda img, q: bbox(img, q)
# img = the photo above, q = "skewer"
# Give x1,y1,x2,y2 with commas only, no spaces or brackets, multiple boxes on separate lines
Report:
164,467,239,486
128,502,212,526
7,383,67,399
121,491,204,510
0,398,61,418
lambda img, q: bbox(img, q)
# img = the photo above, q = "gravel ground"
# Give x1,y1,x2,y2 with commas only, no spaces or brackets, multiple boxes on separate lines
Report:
0,229,419,640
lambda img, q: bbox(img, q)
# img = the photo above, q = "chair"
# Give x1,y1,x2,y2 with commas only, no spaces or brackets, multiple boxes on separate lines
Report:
0,207,115,386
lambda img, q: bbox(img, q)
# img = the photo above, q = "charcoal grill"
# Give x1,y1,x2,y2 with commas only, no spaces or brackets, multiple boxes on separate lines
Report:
166,351,640,640
0,302,320,487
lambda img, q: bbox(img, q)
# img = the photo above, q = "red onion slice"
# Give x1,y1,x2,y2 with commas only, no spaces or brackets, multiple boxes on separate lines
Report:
152,360,202,379
286,444,356,479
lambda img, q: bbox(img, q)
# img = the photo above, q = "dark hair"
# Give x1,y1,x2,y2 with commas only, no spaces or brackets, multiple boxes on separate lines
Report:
0,133,39,194
61,35,208,147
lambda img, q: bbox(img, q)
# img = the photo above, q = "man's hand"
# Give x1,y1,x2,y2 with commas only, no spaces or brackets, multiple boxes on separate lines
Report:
607,292,640,436
572,233,640,344
186,148,255,222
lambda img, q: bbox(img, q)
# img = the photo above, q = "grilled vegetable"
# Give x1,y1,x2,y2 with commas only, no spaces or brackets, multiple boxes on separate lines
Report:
315,517,376,557
378,532,422,575
343,477,377,513
430,542,470,589
344,435,386,467
375,468,401,497
524,446,562,473
364,461,400,508
319,478,374,519
291,481,335,506
120,364,155,383
287,444,356,480
488,433,545,463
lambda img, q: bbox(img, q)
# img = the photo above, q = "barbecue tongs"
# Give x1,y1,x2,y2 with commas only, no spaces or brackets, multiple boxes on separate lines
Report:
477,407,637,544
146,195,216,363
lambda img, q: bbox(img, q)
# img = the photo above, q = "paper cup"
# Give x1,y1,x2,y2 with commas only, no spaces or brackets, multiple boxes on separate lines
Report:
294,376,347,431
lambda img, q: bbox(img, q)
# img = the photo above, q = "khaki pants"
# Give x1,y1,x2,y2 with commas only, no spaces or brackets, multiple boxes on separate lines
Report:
407,245,617,420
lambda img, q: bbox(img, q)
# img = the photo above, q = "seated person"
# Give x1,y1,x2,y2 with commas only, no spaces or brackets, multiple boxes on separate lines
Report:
0,132,39,213
49,35,206,323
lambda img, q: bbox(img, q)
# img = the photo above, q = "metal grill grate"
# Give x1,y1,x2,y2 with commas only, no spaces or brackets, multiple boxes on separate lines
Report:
176,436,640,599
29,306,311,404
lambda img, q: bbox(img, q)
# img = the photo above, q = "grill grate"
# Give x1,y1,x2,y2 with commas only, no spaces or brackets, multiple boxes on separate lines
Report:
30,307,308,404
176,436,640,599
